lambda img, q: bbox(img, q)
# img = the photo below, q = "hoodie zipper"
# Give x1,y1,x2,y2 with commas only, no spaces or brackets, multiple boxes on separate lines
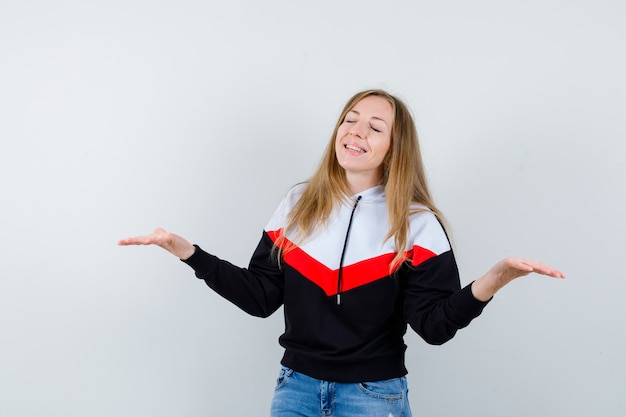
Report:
337,195,362,305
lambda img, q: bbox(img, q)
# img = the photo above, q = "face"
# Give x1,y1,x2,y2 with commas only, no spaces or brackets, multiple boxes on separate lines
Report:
335,95,393,190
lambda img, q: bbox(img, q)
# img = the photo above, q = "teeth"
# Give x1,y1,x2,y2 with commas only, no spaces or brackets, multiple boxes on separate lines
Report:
345,144,365,153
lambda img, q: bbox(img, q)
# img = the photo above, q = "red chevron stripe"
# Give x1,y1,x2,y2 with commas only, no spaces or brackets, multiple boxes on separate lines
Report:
410,245,437,267
267,229,437,296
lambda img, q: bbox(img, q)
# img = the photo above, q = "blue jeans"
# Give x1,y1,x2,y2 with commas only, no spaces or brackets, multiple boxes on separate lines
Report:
270,366,412,417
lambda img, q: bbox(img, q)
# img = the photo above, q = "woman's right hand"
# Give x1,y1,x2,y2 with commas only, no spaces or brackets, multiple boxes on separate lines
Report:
118,228,196,260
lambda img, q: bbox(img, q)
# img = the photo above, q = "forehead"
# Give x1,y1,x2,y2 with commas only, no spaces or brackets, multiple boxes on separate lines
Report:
349,95,394,122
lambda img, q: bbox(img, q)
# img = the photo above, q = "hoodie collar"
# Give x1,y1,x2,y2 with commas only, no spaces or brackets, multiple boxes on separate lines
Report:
349,185,385,203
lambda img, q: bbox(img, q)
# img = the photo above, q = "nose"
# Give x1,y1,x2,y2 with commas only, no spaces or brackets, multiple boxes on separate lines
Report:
348,121,367,139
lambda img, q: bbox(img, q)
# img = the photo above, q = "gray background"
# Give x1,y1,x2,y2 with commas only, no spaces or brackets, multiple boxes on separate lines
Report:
1,0,624,416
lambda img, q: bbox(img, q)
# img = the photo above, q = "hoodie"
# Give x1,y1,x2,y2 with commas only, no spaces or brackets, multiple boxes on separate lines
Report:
182,184,488,382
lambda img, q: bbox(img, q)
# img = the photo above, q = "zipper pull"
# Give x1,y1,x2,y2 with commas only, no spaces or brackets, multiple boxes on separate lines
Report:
336,293,341,305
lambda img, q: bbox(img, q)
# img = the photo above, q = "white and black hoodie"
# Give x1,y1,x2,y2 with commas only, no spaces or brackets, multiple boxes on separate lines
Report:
183,184,488,383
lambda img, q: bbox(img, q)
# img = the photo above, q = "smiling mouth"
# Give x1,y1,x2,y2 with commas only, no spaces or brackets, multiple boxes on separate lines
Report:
345,144,366,153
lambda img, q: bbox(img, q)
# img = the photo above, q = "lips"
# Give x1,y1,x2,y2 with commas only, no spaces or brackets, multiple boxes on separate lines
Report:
344,143,366,153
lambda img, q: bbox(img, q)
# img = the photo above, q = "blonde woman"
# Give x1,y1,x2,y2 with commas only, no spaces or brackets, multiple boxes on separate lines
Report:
119,90,564,417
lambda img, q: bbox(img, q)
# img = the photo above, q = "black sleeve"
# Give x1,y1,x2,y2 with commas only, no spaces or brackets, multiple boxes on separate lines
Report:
403,250,489,345
181,231,284,318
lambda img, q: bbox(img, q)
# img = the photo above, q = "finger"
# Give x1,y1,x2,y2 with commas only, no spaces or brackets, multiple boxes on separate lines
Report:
118,228,168,246
520,259,566,278
118,234,158,246
503,258,534,273
118,237,143,246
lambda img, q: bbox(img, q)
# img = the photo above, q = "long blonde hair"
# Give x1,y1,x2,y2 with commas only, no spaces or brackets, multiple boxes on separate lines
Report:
277,89,446,268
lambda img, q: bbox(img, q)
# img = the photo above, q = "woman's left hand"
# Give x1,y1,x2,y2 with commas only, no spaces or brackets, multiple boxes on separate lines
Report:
471,258,565,302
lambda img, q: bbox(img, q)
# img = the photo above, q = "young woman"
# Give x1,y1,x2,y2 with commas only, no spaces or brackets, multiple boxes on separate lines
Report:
119,89,564,417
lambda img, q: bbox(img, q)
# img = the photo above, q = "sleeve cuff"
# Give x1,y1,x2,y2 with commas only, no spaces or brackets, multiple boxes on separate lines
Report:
180,245,219,278
449,282,491,322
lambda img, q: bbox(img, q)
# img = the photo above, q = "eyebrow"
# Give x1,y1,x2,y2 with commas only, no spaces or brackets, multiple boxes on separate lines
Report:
347,110,390,126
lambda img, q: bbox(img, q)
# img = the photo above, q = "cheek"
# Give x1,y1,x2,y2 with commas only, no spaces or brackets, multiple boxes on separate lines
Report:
375,137,392,157
336,126,348,140
334,137,343,161
334,130,346,150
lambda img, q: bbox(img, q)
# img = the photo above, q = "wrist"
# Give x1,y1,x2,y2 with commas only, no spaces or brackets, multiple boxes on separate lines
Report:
471,276,498,302
179,244,196,261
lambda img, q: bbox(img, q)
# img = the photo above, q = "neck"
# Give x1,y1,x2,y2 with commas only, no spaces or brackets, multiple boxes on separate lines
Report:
345,172,381,195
